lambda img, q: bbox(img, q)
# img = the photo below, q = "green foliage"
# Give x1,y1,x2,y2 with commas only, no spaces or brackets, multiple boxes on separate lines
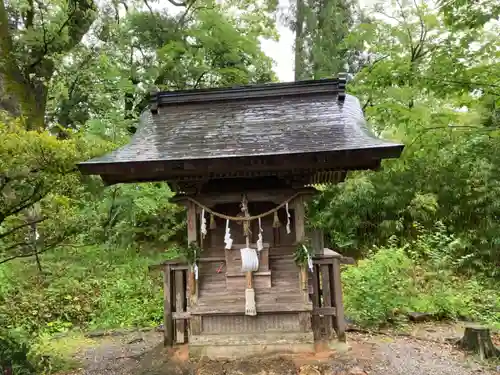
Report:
0,329,37,375
343,239,500,328
0,245,176,334
0,0,499,354
180,242,202,265
0,0,97,129
80,182,186,248
0,118,111,267
342,247,415,326
438,0,500,29
310,0,500,278
293,238,312,267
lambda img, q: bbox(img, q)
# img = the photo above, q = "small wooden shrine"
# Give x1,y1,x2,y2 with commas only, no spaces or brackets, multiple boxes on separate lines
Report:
78,76,403,358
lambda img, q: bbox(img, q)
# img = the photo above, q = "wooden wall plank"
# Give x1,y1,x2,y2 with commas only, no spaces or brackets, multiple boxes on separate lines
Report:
298,312,312,332
190,315,202,335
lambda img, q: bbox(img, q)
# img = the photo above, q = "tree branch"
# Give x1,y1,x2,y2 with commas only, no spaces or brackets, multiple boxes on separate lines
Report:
193,71,208,89
0,216,47,240
29,0,97,70
0,182,47,225
0,229,84,266
24,0,35,28
177,0,198,26
0,244,51,265
167,0,188,6
143,0,154,14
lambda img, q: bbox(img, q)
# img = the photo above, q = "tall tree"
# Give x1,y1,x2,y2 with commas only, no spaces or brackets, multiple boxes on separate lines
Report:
0,0,97,130
310,0,500,275
290,0,360,80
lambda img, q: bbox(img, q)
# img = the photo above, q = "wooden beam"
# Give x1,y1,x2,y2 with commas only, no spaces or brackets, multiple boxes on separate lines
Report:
172,188,318,207
149,262,188,272
312,257,356,265
173,311,191,320
89,147,396,184
312,307,337,316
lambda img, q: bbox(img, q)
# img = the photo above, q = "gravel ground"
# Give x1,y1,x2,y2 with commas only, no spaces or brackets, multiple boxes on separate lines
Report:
62,328,498,375
348,333,493,375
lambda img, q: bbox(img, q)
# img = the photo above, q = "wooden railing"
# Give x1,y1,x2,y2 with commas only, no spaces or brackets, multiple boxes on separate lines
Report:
310,249,354,343
149,259,190,346
150,250,354,347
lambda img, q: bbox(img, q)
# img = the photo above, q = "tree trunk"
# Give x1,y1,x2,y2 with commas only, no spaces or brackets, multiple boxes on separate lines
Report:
294,0,306,81
459,324,500,360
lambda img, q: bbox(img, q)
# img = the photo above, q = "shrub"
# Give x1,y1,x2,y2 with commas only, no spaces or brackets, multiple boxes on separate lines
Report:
0,245,177,335
0,329,41,375
342,247,416,326
342,245,500,328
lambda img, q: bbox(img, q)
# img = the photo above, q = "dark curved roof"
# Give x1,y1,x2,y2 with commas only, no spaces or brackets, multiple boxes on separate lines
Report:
78,77,403,183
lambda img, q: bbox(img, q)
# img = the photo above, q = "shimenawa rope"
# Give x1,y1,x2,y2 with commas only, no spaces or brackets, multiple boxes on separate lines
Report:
183,192,302,222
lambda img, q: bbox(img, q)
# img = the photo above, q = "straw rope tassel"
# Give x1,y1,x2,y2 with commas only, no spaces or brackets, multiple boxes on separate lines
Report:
224,219,233,249
285,202,291,234
209,213,216,230
272,211,281,228
256,217,264,251
200,209,207,239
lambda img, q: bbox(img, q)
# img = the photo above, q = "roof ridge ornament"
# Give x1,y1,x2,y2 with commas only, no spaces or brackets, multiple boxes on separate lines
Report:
150,86,159,114
337,72,347,103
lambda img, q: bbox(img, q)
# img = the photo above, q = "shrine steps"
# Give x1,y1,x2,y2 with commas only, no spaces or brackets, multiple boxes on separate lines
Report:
189,332,315,359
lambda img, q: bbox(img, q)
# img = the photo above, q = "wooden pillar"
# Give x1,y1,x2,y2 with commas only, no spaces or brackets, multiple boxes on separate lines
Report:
175,269,186,344
332,257,346,342
321,264,333,339
310,229,325,256
186,201,198,305
293,195,308,301
163,264,173,346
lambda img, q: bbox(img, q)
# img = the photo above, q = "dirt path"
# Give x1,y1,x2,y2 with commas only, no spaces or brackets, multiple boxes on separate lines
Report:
61,324,498,375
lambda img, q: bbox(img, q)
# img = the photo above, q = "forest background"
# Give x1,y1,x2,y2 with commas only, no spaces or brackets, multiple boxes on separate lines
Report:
0,0,499,371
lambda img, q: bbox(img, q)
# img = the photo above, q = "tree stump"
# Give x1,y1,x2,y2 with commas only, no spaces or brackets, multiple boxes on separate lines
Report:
459,324,500,360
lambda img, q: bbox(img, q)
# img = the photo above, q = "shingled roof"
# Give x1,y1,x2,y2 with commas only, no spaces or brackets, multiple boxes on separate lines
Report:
78,77,403,184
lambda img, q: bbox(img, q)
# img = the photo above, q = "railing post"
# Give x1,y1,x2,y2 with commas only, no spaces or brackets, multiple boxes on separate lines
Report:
163,264,173,346
332,257,346,342
311,248,352,344
175,269,186,344
320,263,333,338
